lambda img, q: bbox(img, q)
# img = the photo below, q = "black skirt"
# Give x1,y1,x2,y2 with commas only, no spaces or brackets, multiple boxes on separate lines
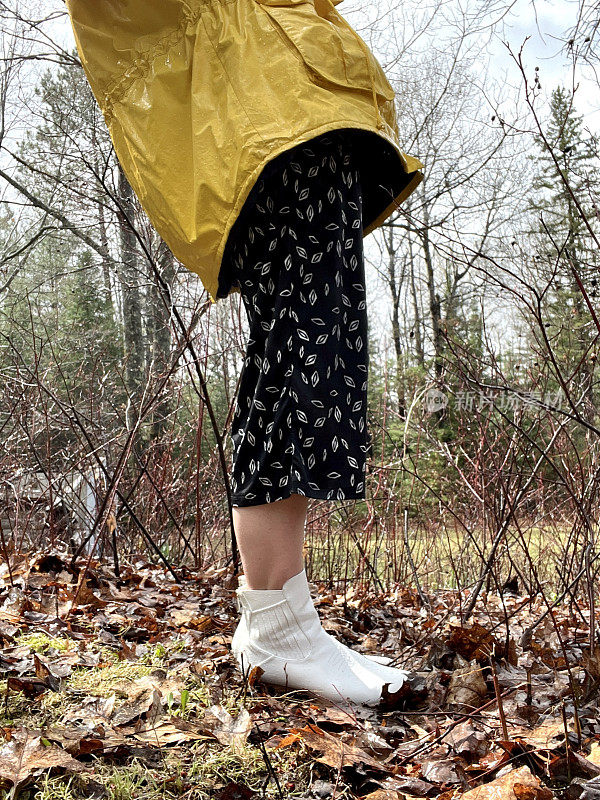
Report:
221,129,373,507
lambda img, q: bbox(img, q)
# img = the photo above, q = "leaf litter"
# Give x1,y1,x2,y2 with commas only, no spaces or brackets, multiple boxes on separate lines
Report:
0,550,599,799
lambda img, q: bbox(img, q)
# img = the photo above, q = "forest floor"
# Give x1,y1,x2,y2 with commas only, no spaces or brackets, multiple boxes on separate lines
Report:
1,550,599,800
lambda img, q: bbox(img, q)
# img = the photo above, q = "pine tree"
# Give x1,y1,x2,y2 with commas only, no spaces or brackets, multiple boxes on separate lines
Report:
529,85,597,264
528,85,599,424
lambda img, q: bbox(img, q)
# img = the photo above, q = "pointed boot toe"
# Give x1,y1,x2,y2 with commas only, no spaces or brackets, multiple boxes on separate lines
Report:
327,634,412,689
230,568,412,707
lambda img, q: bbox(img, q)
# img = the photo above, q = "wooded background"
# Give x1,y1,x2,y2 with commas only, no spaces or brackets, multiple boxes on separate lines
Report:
0,0,599,605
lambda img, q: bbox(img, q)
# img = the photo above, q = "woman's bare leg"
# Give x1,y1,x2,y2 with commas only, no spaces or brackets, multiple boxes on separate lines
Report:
232,493,308,589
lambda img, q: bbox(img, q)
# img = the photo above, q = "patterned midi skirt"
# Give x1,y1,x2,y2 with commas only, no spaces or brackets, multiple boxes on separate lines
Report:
219,129,373,507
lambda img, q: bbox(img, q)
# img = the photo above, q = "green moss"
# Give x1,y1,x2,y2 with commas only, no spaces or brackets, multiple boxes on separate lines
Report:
25,737,304,800
139,639,188,668
34,774,78,800
67,660,155,697
15,633,74,655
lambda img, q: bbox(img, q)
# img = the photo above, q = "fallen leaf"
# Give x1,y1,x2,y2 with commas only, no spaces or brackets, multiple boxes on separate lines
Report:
548,752,600,781
445,656,488,711
441,721,490,761
447,622,499,661
458,765,550,800
377,775,438,797
523,719,566,749
420,757,468,787
34,653,61,691
582,775,600,800
7,676,49,698
200,705,253,753
513,782,554,800
288,723,390,773
128,719,207,746
588,743,600,766
581,647,600,680
0,729,89,791
379,672,429,710
110,672,184,727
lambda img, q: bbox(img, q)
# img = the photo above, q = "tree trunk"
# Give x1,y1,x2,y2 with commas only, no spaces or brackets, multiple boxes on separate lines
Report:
116,165,145,410
384,224,407,417
91,117,115,309
148,237,176,441
408,229,425,367
422,200,444,380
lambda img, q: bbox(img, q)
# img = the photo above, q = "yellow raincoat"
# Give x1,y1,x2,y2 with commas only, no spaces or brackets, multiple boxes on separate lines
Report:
66,0,423,302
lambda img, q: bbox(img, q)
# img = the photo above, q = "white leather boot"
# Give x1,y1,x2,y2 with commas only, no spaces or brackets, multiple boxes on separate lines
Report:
235,572,404,671
230,568,411,707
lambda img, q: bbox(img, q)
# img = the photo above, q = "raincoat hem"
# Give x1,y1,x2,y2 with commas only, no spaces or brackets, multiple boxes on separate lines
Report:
209,120,424,303
362,170,424,237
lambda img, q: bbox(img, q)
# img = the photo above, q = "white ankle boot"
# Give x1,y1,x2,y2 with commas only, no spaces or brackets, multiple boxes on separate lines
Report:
230,568,411,707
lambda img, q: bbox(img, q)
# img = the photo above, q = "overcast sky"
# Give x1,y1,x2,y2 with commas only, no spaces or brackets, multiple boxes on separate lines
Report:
45,0,598,121
3,0,597,347
489,0,598,122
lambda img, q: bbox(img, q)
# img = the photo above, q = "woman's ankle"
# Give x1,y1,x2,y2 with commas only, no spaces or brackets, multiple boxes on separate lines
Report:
242,564,304,590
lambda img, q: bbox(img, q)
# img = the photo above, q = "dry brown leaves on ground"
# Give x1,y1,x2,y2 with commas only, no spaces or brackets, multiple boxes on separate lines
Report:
1,550,600,799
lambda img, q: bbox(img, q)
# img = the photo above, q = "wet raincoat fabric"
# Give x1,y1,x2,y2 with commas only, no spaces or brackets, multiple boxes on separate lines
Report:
65,0,424,302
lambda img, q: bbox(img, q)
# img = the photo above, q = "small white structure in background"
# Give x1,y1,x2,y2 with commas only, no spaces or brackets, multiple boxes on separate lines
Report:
4,464,111,555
